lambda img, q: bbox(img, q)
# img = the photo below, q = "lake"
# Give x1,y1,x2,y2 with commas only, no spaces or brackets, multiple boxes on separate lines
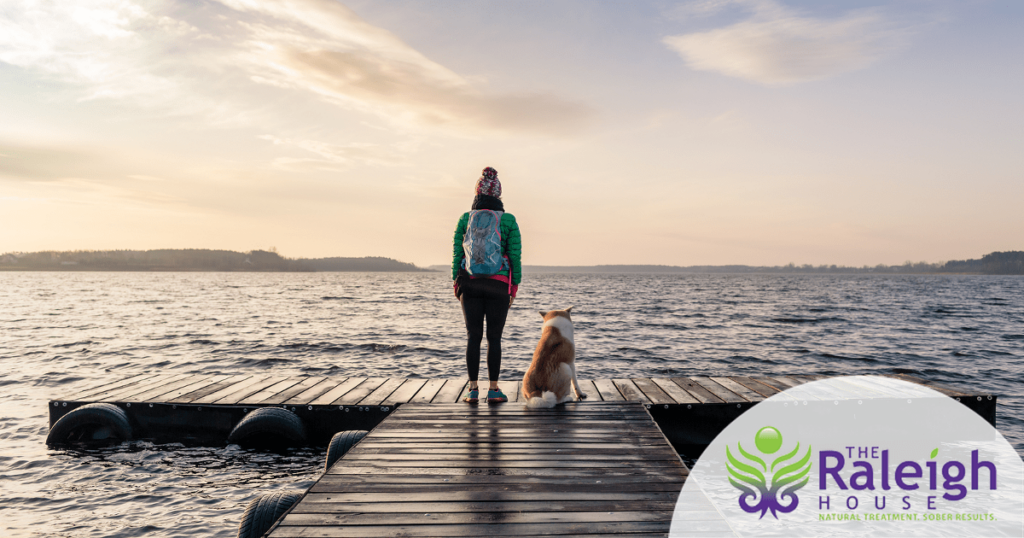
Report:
1,272,1021,537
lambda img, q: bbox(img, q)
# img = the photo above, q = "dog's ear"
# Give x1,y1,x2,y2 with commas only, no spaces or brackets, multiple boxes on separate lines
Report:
565,306,574,313
539,311,548,318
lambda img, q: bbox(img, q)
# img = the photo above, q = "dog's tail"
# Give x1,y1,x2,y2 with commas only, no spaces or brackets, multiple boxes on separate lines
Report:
526,391,558,409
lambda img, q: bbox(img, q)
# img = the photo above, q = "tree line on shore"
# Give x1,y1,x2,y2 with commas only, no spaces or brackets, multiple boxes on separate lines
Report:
0,249,428,272
520,251,1024,275
1,249,1021,274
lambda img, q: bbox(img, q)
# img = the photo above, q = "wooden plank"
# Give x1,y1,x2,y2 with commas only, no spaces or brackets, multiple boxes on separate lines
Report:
754,376,799,391
170,374,253,404
83,374,173,402
285,378,347,406
270,521,686,537
313,475,685,489
649,378,698,404
353,442,664,451
394,405,650,415
211,375,293,405
370,431,667,440
239,376,308,405
670,378,724,404
211,373,292,401
359,377,406,406
62,374,158,401
331,459,682,469
284,377,348,401
576,379,600,401
278,532,691,538
315,471,684,483
124,374,214,403
612,379,650,403
690,377,745,403
630,378,675,405
376,419,660,428
389,415,647,425
420,401,632,408
144,375,228,403
289,500,678,514
506,380,521,403
590,379,624,401
335,378,388,405
408,379,446,404
377,424,657,432
309,378,366,406
352,447,680,457
431,378,468,403
98,373,193,402
191,375,272,405
383,378,428,406
300,491,682,503
342,452,680,462
327,462,675,476
392,406,651,416
731,377,780,398
264,377,331,405
279,510,675,525
709,377,763,402
364,428,667,436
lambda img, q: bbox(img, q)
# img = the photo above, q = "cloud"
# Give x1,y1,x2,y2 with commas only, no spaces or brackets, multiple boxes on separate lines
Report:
664,0,905,85
0,0,591,135
0,143,96,182
257,135,407,170
222,0,592,135
0,0,189,101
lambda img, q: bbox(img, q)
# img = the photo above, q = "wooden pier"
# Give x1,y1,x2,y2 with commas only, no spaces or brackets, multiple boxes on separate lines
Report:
48,373,995,447
264,401,732,537
47,373,997,537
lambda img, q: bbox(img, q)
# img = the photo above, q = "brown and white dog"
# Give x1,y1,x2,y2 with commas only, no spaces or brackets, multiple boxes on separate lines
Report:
522,306,586,408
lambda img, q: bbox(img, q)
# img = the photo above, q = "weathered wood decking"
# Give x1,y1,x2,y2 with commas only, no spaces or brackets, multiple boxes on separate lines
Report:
47,374,997,537
266,402,733,537
48,373,996,446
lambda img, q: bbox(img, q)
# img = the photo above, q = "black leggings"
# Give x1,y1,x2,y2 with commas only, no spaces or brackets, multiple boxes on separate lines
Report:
460,278,510,383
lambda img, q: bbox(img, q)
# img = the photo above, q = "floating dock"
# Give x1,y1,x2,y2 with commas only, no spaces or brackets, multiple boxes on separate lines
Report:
48,373,996,448
47,373,997,537
266,401,730,537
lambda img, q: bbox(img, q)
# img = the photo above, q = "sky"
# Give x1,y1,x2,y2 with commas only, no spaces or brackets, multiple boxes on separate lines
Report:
1,0,1021,268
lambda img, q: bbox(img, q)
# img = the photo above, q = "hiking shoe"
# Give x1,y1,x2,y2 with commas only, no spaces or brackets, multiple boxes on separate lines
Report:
463,388,479,404
487,388,508,403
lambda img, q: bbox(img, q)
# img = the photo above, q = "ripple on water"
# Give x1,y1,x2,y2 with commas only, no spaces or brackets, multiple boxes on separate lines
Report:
0,272,1022,536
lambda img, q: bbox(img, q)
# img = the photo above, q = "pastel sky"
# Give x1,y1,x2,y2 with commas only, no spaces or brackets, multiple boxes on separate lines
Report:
1,0,1021,267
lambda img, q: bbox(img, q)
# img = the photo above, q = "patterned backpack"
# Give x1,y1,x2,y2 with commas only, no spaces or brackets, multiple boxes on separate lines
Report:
462,210,507,276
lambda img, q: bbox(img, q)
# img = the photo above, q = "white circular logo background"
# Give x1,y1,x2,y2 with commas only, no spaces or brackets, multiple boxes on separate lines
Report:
671,376,1024,537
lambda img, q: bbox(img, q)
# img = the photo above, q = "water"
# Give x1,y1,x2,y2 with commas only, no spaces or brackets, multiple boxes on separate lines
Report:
1,272,1021,537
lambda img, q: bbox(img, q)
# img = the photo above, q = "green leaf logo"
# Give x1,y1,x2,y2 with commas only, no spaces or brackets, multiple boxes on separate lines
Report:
930,448,939,459
726,426,812,519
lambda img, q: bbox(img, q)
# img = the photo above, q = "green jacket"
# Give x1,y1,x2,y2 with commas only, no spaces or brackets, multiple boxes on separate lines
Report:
452,211,522,285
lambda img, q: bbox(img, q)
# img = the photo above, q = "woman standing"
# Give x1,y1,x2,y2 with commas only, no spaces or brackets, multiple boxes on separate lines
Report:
452,167,522,403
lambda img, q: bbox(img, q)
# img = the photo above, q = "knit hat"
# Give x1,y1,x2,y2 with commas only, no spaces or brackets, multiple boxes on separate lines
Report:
475,167,501,198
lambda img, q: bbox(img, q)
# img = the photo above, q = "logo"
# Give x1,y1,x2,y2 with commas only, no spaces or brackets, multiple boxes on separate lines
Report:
673,377,1024,537
727,425,813,519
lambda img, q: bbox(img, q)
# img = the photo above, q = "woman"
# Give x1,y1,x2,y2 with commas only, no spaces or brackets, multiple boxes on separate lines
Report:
452,167,522,403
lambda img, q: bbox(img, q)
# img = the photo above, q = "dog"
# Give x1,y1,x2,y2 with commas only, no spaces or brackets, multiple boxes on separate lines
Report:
522,306,586,408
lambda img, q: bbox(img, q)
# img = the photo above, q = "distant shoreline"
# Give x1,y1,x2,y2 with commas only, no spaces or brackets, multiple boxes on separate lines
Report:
430,253,1024,275
2,249,1022,275
0,249,432,273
